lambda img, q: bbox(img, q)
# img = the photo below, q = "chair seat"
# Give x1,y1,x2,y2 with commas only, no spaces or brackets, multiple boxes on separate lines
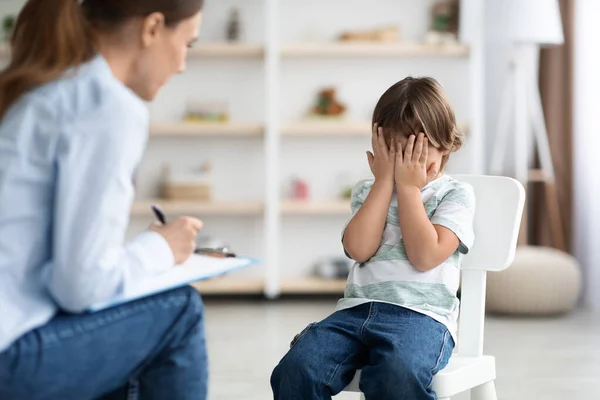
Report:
344,355,496,397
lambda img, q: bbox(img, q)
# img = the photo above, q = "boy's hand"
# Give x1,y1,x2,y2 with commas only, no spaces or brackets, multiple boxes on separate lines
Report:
367,123,395,185
395,133,433,190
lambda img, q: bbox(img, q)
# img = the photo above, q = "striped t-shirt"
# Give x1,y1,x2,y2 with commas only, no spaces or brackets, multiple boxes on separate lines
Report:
337,175,476,342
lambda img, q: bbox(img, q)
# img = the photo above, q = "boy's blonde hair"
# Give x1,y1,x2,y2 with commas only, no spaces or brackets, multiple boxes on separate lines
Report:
372,77,463,166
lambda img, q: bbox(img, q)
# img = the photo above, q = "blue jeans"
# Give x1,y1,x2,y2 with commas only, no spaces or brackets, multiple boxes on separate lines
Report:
0,286,208,400
271,302,454,400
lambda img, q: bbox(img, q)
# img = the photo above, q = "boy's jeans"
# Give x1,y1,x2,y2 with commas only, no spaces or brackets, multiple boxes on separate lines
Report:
0,286,208,400
271,302,454,400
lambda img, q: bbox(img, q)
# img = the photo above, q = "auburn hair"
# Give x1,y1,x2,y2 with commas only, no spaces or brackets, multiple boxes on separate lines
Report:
0,0,204,118
372,77,463,165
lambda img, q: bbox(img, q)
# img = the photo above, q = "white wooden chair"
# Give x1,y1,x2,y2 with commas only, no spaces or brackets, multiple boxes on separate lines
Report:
343,175,526,400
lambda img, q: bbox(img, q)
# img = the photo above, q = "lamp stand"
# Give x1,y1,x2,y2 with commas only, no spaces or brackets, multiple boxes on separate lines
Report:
490,44,565,250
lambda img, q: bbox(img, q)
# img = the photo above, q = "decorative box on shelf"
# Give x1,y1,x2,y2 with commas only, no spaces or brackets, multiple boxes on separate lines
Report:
161,163,213,202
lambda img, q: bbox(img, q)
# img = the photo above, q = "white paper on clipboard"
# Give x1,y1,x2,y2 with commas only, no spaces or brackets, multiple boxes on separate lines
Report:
88,255,258,312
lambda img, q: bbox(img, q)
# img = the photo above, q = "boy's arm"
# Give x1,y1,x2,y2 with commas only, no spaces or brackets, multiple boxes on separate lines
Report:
343,180,394,263
396,187,460,272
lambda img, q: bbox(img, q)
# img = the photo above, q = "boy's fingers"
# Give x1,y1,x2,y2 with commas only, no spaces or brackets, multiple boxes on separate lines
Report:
377,126,388,154
367,151,375,174
413,133,424,162
420,136,428,164
404,134,416,162
396,140,403,163
371,124,377,156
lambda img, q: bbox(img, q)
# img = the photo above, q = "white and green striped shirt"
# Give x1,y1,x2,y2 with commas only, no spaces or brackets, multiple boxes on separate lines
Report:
337,175,476,342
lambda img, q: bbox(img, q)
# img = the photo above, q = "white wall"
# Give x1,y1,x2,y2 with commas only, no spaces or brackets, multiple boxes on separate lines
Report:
574,0,600,309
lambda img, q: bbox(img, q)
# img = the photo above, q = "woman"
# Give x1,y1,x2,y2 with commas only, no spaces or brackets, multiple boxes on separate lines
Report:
0,0,207,399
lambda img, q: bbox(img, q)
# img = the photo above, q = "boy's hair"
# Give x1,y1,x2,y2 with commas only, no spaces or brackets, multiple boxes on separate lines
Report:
372,77,463,165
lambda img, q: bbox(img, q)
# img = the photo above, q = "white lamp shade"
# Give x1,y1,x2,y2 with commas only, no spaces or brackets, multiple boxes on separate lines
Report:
508,0,564,45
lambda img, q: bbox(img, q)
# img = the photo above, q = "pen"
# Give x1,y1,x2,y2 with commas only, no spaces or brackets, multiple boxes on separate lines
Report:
151,205,236,258
151,205,167,225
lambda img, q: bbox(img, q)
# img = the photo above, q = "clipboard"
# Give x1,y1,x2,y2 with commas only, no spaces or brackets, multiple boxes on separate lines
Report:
88,255,259,312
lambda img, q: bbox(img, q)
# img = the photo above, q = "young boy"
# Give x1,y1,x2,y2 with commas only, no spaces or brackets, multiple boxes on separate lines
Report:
270,77,476,400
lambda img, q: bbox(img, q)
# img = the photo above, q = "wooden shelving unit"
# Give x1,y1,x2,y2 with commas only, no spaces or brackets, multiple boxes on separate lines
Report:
280,278,347,294
281,200,351,215
187,43,264,58
281,121,470,137
192,278,265,295
191,277,346,295
150,122,264,137
0,43,265,60
281,42,470,58
131,200,264,216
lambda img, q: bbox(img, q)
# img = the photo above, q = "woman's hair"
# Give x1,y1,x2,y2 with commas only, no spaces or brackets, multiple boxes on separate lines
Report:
372,77,463,164
0,0,204,118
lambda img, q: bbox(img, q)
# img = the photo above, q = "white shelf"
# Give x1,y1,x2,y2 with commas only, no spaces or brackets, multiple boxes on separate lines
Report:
281,200,351,215
188,43,264,58
281,121,371,136
280,278,347,294
150,122,264,137
281,42,470,58
281,120,469,137
0,43,264,60
191,277,346,295
131,200,264,216
192,278,265,295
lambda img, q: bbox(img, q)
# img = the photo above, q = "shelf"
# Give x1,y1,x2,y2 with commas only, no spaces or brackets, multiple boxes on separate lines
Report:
281,121,371,136
192,278,264,295
188,43,264,58
280,278,347,294
281,200,351,215
0,43,264,60
190,277,346,295
150,122,264,137
131,200,264,216
281,42,469,58
281,121,469,137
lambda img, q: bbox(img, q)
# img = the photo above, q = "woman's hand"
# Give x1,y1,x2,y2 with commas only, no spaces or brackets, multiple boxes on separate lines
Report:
150,217,203,264
395,133,431,191
367,123,395,185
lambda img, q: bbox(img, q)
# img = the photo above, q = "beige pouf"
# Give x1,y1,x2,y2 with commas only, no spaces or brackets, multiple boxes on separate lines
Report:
486,246,582,315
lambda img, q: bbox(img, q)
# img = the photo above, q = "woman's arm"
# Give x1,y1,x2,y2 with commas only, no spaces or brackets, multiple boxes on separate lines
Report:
48,109,179,312
343,180,394,263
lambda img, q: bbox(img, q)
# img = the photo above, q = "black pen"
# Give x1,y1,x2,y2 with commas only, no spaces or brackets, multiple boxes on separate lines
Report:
151,205,167,225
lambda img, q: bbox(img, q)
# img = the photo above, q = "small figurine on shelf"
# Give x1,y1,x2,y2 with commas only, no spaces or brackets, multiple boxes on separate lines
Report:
290,177,310,200
424,0,460,46
226,8,241,42
311,88,346,119
162,162,213,202
338,26,400,43
184,100,229,123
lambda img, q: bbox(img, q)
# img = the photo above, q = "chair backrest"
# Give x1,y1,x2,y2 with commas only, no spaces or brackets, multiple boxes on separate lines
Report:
450,175,525,356
452,174,526,272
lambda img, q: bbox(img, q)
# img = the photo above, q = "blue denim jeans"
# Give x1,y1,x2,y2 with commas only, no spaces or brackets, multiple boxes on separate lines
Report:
271,302,454,400
0,286,208,400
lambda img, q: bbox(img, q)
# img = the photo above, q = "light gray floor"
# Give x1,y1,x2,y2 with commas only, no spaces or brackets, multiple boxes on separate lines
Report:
203,299,600,400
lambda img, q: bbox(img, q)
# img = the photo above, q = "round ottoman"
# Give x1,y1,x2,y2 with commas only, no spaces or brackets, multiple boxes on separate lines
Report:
486,246,582,315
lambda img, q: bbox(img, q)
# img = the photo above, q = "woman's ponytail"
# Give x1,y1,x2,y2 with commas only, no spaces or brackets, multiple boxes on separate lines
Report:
0,0,94,118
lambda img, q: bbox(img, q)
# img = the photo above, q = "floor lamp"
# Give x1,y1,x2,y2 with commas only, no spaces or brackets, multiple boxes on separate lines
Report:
490,0,566,250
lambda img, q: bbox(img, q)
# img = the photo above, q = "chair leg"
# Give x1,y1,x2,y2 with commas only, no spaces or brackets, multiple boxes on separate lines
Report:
471,380,497,400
